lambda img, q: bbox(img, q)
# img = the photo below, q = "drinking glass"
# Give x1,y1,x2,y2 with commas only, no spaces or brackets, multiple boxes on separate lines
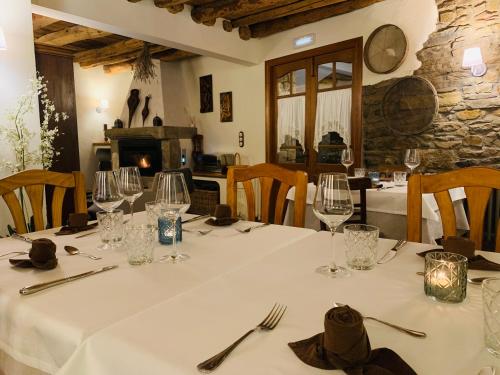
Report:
354,168,366,177
125,224,155,265
344,224,379,270
92,171,124,212
312,173,353,278
145,201,161,230
155,172,191,263
404,149,421,175
116,167,143,221
393,171,407,186
341,148,354,175
483,278,500,357
96,209,123,250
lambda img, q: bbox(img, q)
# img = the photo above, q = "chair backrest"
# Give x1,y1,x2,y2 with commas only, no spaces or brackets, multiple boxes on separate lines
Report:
0,169,87,234
347,177,371,225
407,167,500,251
227,163,308,227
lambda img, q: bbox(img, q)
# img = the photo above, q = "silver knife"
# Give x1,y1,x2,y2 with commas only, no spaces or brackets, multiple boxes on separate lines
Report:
19,265,118,295
377,240,407,264
75,231,98,239
11,233,33,243
181,214,210,224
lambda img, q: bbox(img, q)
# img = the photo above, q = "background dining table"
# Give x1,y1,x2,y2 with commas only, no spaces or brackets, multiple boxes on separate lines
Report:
0,212,497,375
284,181,469,244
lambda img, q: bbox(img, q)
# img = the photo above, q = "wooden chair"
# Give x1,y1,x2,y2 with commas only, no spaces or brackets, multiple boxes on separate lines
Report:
0,170,87,234
407,167,500,251
227,163,308,227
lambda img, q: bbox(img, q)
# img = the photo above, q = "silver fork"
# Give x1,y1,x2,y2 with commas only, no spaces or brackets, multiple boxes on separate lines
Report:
334,302,426,338
377,239,407,264
236,223,270,234
197,304,287,372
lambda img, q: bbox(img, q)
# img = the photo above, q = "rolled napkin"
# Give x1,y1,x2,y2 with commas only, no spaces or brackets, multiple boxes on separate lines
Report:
289,306,416,375
10,238,58,270
55,213,96,236
417,236,500,271
205,204,238,226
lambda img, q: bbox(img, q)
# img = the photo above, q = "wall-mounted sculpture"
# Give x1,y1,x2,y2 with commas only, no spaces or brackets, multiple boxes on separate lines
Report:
142,95,151,126
127,89,140,128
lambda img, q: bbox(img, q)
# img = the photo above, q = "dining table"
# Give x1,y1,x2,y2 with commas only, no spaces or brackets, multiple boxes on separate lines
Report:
0,211,498,375
284,180,469,244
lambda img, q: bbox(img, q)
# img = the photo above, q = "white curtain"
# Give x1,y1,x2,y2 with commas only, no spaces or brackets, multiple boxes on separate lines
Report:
313,88,351,150
277,96,305,149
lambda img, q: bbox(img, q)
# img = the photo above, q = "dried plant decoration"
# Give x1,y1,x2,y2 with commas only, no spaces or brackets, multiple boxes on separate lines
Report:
133,42,157,83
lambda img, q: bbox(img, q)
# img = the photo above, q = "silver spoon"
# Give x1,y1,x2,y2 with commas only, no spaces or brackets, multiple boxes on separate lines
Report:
183,229,212,236
64,246,102,260
416,271,490,285
478,366,496,375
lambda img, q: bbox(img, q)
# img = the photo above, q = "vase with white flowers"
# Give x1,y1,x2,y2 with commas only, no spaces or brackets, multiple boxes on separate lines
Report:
0,73,68,232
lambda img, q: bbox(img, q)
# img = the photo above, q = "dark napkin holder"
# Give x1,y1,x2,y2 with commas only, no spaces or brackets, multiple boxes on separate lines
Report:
205,204,238,226
55,213,96,236
10,238,58,270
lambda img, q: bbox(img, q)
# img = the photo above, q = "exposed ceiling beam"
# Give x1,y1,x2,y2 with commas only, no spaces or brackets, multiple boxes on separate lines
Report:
35,43,82,58
103,60,134,74
154,0,191,7
35,25,112,46
158,49,198,61
79,44,170,68
250,0,385,38
74,39,144,64
32,14,59,31
232,0,346,28
191,0,299,25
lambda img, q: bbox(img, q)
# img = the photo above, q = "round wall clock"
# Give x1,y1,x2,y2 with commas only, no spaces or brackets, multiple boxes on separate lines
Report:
364,24,408,74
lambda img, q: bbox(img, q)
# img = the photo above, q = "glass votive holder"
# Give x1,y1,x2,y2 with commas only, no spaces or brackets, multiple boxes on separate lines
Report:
96,209,124,250
354,168,366,177
482,278,500,357
368,171,380,185
158,215,182,245
393,171,407,186
424,252,468,303
125,224,155,265
344,224,379,270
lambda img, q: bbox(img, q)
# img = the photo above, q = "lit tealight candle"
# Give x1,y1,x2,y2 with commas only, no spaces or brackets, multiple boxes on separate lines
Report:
424,252,468,303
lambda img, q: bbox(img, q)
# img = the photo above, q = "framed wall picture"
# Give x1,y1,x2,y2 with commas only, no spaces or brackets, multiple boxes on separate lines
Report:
199,75,213,113
220,91,233,122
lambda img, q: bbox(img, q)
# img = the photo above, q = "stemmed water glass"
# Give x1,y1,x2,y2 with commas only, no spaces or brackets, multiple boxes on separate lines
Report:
116,166,143,221
404,149,421,175
312,173,354,278
155,172,191,263
92,171,124,250
341,148,354,175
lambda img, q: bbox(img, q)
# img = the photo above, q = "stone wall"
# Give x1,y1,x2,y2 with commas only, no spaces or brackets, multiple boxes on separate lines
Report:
363,0,499,172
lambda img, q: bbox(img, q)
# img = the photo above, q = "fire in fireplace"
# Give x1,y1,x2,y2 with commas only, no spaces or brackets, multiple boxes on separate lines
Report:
118,139,162,176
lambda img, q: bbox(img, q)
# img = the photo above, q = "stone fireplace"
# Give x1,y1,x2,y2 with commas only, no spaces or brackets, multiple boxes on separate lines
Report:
105,126,197,187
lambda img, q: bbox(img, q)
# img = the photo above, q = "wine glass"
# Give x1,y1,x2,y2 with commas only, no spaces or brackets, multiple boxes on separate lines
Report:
116,167,143,221
404,149,421,175
341,148,354,175
92,171,124,212
312,173,353,278
155,172,191,263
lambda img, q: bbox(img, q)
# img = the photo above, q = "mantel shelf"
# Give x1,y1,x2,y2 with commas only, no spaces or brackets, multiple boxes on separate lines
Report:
105,126,197,140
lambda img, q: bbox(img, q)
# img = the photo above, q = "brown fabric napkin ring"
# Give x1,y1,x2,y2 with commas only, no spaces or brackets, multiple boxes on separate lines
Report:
10,238,58,270
68,213,88,228
442,236,475,259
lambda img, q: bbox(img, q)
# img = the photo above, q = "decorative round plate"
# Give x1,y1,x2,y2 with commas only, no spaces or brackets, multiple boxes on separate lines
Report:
382,76,438,135
364,24,408,74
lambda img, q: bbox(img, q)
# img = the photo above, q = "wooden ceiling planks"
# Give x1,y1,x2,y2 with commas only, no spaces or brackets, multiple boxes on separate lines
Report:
32,14,196,73
127,0,386,39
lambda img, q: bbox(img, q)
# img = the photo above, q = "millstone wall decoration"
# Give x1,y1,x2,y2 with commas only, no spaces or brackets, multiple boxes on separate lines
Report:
220,92,233,122
382,76,438,135
199,75,213,113
364,24,408,74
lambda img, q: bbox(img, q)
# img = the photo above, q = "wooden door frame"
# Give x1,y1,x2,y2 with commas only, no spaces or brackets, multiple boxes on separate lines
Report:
265,37,363,177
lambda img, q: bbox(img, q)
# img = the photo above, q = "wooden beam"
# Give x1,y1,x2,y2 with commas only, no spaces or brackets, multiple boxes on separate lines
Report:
154,0,190,7
238,26,251,40
250,0,385,38
232,0,346,27
79,44,169,68
158,50,198,62
191,0,297,25
32,14,59,31
74,39,144,64
35,25,112,46
127,0,143,2
103,60,134,74
35,44,81,58
222,20,233,32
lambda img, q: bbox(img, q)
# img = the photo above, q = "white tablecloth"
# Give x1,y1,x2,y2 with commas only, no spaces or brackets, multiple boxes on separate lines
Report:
0,212,314,374
58,232,500,375
284,182,469,244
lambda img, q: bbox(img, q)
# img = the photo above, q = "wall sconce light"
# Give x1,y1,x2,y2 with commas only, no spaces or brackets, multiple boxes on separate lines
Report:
96,99,109,113
0,27,7,51
462,47,487,77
